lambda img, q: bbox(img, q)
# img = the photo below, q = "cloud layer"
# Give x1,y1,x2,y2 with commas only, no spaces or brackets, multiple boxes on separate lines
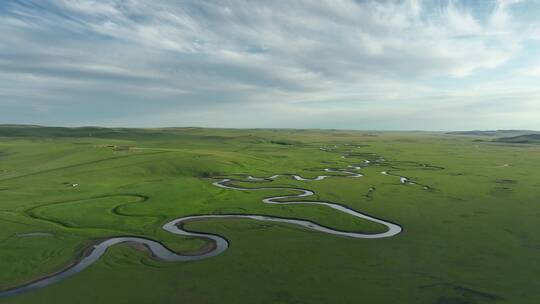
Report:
1,0,539,130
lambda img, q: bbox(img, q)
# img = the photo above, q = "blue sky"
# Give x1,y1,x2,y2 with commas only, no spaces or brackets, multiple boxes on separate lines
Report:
1,0,540,130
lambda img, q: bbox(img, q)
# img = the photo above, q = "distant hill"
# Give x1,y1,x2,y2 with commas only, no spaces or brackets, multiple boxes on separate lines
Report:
0,124,303,145
0,125,130,138
494,134,540,144
446,130,539,137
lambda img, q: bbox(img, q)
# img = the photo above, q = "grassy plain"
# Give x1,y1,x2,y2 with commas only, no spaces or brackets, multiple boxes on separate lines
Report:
0,126,539,304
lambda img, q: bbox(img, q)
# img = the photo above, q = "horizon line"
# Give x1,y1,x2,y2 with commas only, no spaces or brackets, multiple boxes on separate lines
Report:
1,124,538,133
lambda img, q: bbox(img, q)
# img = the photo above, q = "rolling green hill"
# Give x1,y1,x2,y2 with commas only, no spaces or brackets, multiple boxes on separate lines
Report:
446,130,539,137
494,133,540,144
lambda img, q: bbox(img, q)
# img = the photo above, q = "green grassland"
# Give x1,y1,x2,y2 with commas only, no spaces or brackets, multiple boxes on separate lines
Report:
1,126,539,304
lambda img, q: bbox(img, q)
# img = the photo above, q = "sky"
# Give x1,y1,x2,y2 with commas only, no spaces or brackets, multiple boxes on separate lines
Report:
1,0,540,130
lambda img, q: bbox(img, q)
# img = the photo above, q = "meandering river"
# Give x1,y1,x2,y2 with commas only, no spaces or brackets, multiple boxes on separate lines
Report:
0,154,403,298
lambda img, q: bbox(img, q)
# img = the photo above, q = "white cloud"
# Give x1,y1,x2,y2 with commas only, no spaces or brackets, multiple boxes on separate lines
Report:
1,0,540,129
517,64,540,77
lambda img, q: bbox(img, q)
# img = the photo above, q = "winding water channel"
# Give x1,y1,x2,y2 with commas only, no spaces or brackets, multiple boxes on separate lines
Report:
0,153,403,298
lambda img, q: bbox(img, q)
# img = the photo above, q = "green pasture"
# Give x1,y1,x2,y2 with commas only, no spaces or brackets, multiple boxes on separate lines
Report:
0,126,539,304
